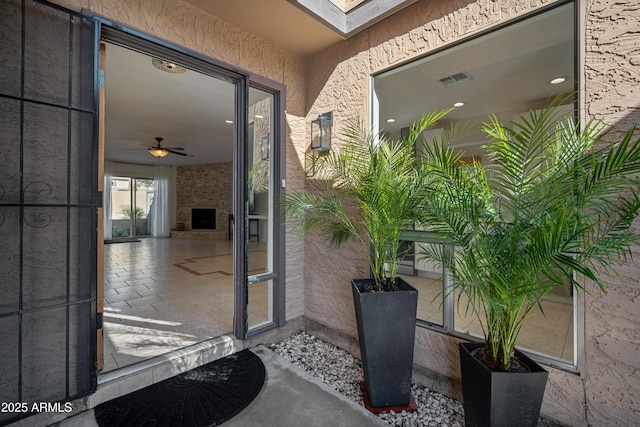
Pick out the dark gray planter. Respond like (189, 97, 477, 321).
(460, 341, 548, 427)
(351, 278, 418, 407)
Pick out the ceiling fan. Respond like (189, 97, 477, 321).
(144, 137, 188, 158)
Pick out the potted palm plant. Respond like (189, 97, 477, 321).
(416, 97, 640, 426)
(283, 110, 449, 408)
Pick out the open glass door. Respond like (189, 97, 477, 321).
(246, 87, 275, 330)
(244, 85, 284, 334)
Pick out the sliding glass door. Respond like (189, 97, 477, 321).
(109, 177, 154, 238)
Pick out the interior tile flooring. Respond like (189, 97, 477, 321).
(102, 238, 574, 374)
(102, 238, 268, 373)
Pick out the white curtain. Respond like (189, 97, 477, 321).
(152, 165, 171, 237)
(103, 161, 113, 239)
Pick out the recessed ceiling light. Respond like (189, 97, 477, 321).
(225, 120, 234, 124)
(386, 118, 396, 123)
(453, 102, 465, 107)
(549, 76, 567, 85)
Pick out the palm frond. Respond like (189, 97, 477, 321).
(283, 112, 451, 290)
(281, 191, 359, 247)
(416, 95, 640, 370)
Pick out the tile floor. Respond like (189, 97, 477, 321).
(102, 238, 268, 372)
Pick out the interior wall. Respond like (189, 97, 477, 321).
(110, 162, 155, 179)
(303, 0, 640, 425)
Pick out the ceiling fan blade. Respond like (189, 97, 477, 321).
(167, 149, 188, 156)
(165, 147, 185, 150)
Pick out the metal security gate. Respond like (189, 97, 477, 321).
(0, 1, 98, 424)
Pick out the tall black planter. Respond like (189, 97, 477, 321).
(351, 278, 418, 407)
(459, 342, 548, 427)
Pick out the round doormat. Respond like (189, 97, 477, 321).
(95, 349, 265, 426)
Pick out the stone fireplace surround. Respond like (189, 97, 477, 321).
(171, 162, 232, 239)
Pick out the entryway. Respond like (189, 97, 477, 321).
(0, 2, 285, 422)
(99, 26, 284, 372)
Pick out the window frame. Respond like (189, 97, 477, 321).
(371, 0, 581, 373)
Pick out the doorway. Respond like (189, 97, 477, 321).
(0, 1, 284, 419)
(100, 41, 240, 371)
(97, 30, 285, 372)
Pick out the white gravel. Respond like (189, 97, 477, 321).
(271, 332, 562, 427)
(271, 332, 464, 427)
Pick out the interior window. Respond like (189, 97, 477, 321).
(373, 2, 576, 365)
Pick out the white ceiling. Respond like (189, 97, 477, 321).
(375, 3, 575, 145)
(104, 43, 237, 166)
(104, 2, 574, 166)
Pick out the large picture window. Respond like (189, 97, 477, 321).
(372, 1, 576, 366)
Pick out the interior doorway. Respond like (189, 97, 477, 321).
(99, 40, 239, 372)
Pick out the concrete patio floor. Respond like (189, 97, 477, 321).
(57, 345, 386, 427)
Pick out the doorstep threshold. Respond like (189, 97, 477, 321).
(90, 334, 242, 408)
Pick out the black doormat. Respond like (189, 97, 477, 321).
(95, 349, 265, 426)
(104, 238, 142, 244)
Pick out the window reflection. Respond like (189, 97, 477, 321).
(375, 2, 576, 364)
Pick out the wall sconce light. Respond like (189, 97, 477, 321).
(261, 134, 270, 160)
(311, 112, 333, 151)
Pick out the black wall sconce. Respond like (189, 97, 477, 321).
(311, 112, 333, 151)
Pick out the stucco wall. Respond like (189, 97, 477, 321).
(51, 0, 308, 321)
(304, 0, 640, 425)
(583, 1, 640, 425)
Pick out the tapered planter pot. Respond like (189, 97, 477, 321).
(351, 278, 418, 407)
(460, 342, 548, 427)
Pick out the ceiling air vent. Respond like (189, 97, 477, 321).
(439, 71, 473, 87)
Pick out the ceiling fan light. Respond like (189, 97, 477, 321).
(149, 148, 169, 157)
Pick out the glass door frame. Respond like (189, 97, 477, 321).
(238, 77, 286, 337)
(97, 19, 285, 342)
(109, 176, 154, 238)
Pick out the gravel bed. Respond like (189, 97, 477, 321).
(271, 332, 561, 427)
(271, 332, 464, 426)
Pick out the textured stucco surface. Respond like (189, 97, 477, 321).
(303, 0, 640, 425)
(583, 0, 640, 425)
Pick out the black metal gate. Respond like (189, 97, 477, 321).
(0, 0, 98, 424)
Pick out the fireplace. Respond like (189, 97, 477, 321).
(191, 208, 216, 230)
